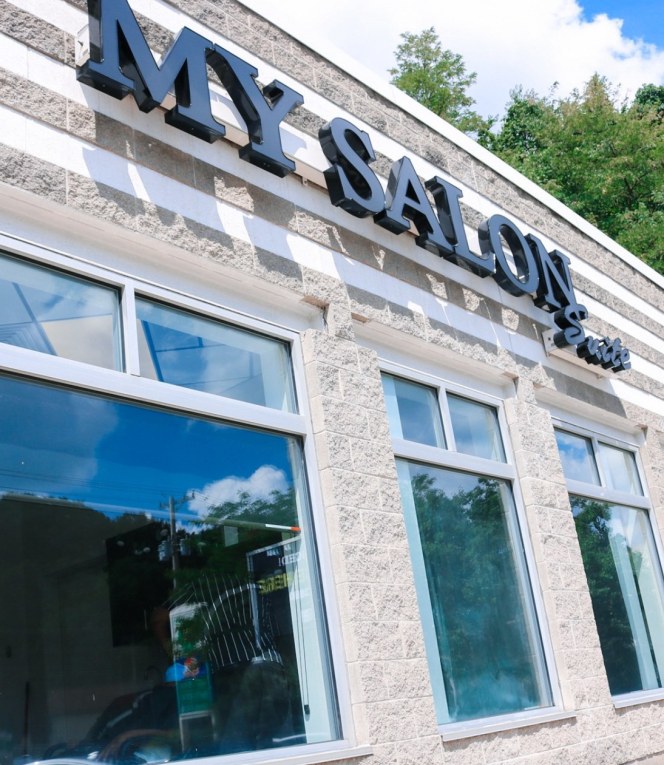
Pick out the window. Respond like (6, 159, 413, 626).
(555, 428, 664, 699)
(135, 299, 296, 411)
(0, 251, 122, 370)
(383, 372, 553, 727)
(0, 252, 340, 764)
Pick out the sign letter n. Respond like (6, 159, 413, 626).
(77, 0, 223, 142)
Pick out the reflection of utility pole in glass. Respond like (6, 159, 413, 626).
(169, 496, 179, 588)
(160, 494, 198, 588)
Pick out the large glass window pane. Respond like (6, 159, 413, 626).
(555, 430, 600, 484)
(572, 497, 664, 695)
(597, 443, 643, 495)
(448, 394, 506, 462)
(0, 252, 122, 369)
(0, 375, 338, 764)
(136, 299, 297, 411)
(382, 374, 445, 448)
(398, 461, 552, 723)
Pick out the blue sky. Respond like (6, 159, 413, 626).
(581, 0, 664, 47)
(243, 0, 664, 120)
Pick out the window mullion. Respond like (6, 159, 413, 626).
(439, 387, 456, 451)
(565, 480, 651, 509)
(121, 280, 141, 376)
(0, 348, 308, 436)
(392, 437, 515, 481)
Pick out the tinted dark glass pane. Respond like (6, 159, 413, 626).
(400, 462, 551, 722)
(382, 374, 445, 447)
(572, 497, 664, 695)
(448, 394, 505, 461)
(0, 375, 338, 764)
(597, 443, 643, 495)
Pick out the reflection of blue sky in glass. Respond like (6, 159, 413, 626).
(136, 299, 296, 411)
(0, 253, 121, 369)
(448, 395, 505, 462)
(555, 430, 600, 484)
(0, 376, 295, 526)
(382, 374, 445, 448)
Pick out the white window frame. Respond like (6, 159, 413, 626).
(553, 419, 650, 510)
(552, 416, 664, 709)
(0, 234, 369, 765)
(381, 359, 568, 740)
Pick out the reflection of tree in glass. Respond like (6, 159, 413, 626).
(175, 484, 298, 583)
(106, 482, 299, 656)
(166, 485, 298, 656)
(410, 471, 542, 721)
(571, 497, 641, 694)
(166, 486, 304, 752)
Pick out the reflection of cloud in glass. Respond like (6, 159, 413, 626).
(559, 439, 584, 462)
(188, 466, 288, 518)
(555, 430, 599, 484)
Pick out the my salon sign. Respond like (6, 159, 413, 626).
(77, 0, 631, 372)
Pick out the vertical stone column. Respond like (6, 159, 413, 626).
(300, 283, 443, 764)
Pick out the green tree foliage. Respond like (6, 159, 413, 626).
(389, 27, 494, 138)
(487, 76, 664, 274)
(634, 84, 664, 118)
(388, 27, 663, 274)
(409, 469, 542, 720)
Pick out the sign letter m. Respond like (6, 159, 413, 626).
(77, 0, 223, 141)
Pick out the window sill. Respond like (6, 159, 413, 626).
(440, 709, 576, 741)
(614, 689, 664, 709)
(177, 744, 373, 765)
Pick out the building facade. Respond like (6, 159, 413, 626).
(0, 1, 663, 764)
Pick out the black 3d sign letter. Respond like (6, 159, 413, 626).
(552, 304, 589, 348)
(478, 215, 539, 297)
(318, 119, 385, 216)
(80, 4, 633, 374)
(375, 157, 454, 257)
(527, 235, 579, 312)
(207, 45, 303, 177)
(577, 336, 631, 371)
(78, 0, 304, 176)
(426, 176, 493, 277)
(77, 0, 222, 141)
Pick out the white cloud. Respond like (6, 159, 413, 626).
(188, 465, 289, 517)
(241, 0, 664, 118)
